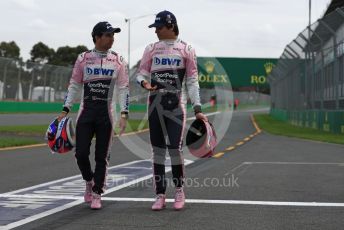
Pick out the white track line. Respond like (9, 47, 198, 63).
(0, 159, 193, 230)
(224, 161, 344, 176)
(0, 110, 222, 229)
(1, 200, 83, 230)
(1, 194, 344, 207)
(244, 162, 344, 166)
(2, 160, 146, 196)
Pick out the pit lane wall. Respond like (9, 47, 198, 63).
(270, 108, 344, 134)
(0, 101, 208, 113)
(0, 101, 147, 113)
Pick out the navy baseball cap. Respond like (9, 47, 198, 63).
(92, 21, 121, 36)
(148, 10, 177, 28)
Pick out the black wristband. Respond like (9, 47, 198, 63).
(140, 80, 145, 88)
(62, 106, 70, 114)
(193, 105, 202, 115)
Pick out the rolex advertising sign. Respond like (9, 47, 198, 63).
(197, 57, 277, 89)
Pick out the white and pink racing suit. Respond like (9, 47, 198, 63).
(63, 49, 129, 194)
(136, 39, 201, 194)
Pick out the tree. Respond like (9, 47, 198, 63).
(75, 45, 88, 55)
(30, 42, 55, 64)
(0, 41, 20, 58)
(50, 45, 88, 66)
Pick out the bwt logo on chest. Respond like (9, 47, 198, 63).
(86, 68, 115, 76)
(154, 57, 181, 66)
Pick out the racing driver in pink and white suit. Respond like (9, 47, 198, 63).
(58, 21, 129, 210)
(136, 11, 207, 211)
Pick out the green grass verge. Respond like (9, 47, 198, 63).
(0, 125, 48, 135)
(0, 137, 40, 148)
(0, 120, 149, 148)
(254, 114, 344, 145)
(0, 120, 149, 137)
(0, 120, 148, 148)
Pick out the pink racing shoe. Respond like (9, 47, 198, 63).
(91, 192, 102, 209)
(151, 194, 166, 211)
(84, 180, 93, 203)
(173, 187, 185, 210)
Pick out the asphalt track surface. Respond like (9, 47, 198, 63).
(1, 109, 344, 229)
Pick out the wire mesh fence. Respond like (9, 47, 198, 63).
(268, 7, 344, 134)
(0, 57, 72, 102)
(268, 7, 344, 111)
(0, 57, 228, 110)
(0, 54, 269, 114)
